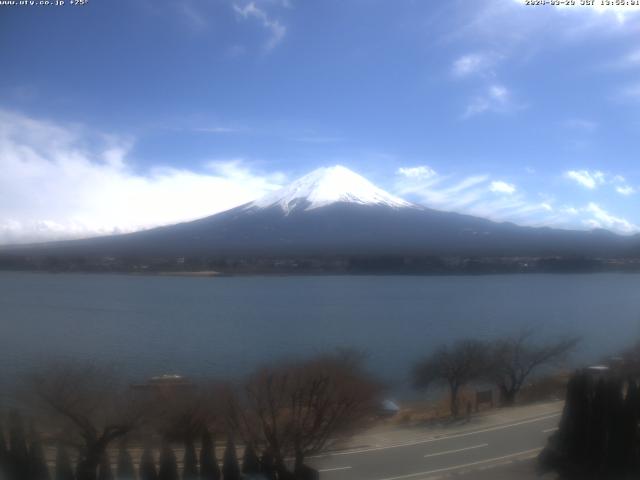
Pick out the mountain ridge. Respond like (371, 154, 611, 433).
(1, 166, 639, 265)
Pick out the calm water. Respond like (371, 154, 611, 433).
(1, 272, 639, 395)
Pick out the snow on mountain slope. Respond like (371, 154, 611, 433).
(248, 165, 414, 213)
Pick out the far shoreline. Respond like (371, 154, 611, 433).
(133, 270, 224, 277)
(2, 269, 640, 278)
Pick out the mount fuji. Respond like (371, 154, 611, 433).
(2, 166, 639, 264)
(248, 165, 414, 213)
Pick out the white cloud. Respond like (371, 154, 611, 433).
(490, 85, 509, 100)
(463, 84, 515, 118)
(616, 185, 636, 196)
(562, 206, 580, 215)
(489, 180, 516, 195)
(564, 169, 635, 195)
(396, 165, 437, 179)
(556, 4, 640, 23)
(583, 202, 638, 233)
(394, 167, 639, 234)
(394, 171, 553, 226)
(395, 173, 487, 210)
(233, 2, 286, 50)
(451, 0, 640, 69)
(564, 169, 606, 189)
(513, 0, 640, 23)
(0, 110, 284, 245)
(452, 53, 498, 78)
(453, 54, 483, 76)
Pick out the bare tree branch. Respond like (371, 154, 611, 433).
(413, 340, 488, 417)
(231, 350, 381, 472)
(27, 363, 146, 480)
(487, 330, 579, 406)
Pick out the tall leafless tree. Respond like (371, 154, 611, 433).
(28, 363, 146, 480)
(146, 382, 225, 443)
(413, 340, 488, 417)
(486, 330, 578, 405)
(230, 350, 381, 472)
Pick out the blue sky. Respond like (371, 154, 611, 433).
(1, 0, 640, 243)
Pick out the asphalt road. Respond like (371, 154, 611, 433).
(308, 411, 560, 480)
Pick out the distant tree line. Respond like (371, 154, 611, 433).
(0, 350, 381, 480)
(2, 253, 638, 275)
(413, 330, 578, 416)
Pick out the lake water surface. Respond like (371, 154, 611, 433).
(1, 272, 639, 395)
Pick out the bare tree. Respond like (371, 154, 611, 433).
(413, 340, 488, 417)
(487, 330, 578, 406)
(144, 380, 227, 443)
(28, 363, 146, 480)
(231, 350, 380, 472)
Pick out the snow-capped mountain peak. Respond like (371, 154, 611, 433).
(249, 165, 414, 213)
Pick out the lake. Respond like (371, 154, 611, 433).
(1, 272, 639, 397)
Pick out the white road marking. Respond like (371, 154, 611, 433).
(376, 447, 543, 480)
(312, 412, 560, 458)
(543, 427, 558, 433)
(318, 466, 352, 472)
(423, 443, 488, 458)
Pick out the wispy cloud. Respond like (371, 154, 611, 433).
(233, 2, 286, 51)
(513, 0, 640, 23)
(0, 110, 284, 245)
(564, 169, 635, 195)
(616, 185, 636, 196)
(395, 169, 533, 221)
(490, 180, 516, 194)
(395, 171, 485, 208)
(454, 0, 640, 66)
(565, 169, 605, 189)
(463, 84, 516, 118)
(452, 53, 497, 78)
(401, 175, 550, 225)
(394, 166, 638, 234)
(583, 202, 638, 233)
(396, 165, 437, 179)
